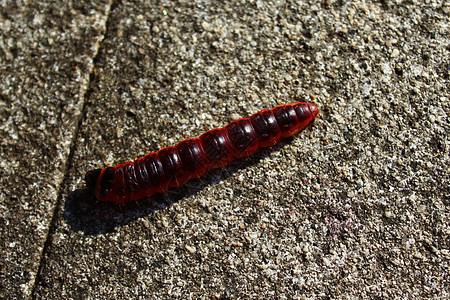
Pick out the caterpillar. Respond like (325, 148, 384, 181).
(86, 102, 318, 204)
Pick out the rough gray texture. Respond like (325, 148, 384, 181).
(0, 0, 112, 298)
(1, 0, 448, 298)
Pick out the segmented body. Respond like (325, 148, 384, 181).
(86, 102, 318, 204)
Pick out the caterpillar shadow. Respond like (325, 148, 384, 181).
(64, 138, 296, 235)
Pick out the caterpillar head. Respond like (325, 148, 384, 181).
(85, 168, 103, 192)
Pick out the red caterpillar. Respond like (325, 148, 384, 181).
(86, 102, 318, 204)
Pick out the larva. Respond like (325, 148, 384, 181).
(86, 102, 318, 204)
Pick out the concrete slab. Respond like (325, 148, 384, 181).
(1, 0, 448, 298)
(0, 1, 112, 298)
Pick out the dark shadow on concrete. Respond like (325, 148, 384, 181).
(64, 137, 299, 235)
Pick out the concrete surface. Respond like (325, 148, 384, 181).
(1, 0, 448, 298)
(0, 0, 112, 297)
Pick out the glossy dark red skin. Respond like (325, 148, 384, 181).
(89, 102, 319, 204)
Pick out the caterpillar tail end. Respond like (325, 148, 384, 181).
(85, 168, 102, 193)
(308, 103, 319, 118)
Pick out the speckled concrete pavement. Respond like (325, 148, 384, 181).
(1, 0, 448, 298)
